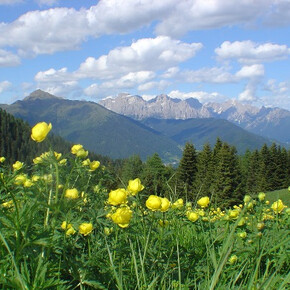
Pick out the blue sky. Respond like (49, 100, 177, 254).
(0, 0, 290, 110)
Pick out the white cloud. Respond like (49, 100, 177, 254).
(0, 49, 21, 67)
(168, 90, 227, 103)
(155, 0, 271, 36)
(181, 67, 235, 83)
(235, 64, 265, 79)
(77, 36, 202, 79)
(0, 80, 12, 93)
(215, 40, 290, 63)
(138, 80, 170, 91)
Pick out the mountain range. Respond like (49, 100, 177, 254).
(99, 93, 290, 143)
(0, 90, 283, 162)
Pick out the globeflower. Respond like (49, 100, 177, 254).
(271, 199, 286, 214)
(228, 255, 238, 265)
(108, 188, 127, 205)
(160, 197, 171, 212)
(187, 211, 199, 222)
(31, 122, 52, 142)
(71, 144, 88, 158)
(61, 221, 76, 236)
(89, 160, 100, 171)
(65, 188, 79, 199)
(197, 196, 210, 208)
(13, 161, 23, 171)
(0, 157, 5, 163)
(228, 209, 239, 219)
(258, 192, 266, 201)
(243, 195, 252, 203)
(14, 174, 27, 185)
(79, 223, 93, 236)
(146, 195, 162, 211)
(71, 144, 83, 154)
(111, 207, 133, 228)
(127, 178, 144, 195)
(171, 198, 184, 209)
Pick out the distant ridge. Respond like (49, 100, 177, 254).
(100, 93, 290, 143)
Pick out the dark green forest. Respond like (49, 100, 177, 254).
(1, 108, 289, 208)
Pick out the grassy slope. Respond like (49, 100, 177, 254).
(265, 188, 290, 206)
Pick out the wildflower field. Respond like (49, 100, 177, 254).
(0, 122, 289, 289)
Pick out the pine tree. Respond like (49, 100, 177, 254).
(211, 143, 243, 208)
(176, 142, 197, 200)
(246, 150, 260, 194)
(120, 154, 143, 185)
(194, 143, 214, 200)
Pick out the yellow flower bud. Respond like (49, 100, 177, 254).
(271, 199, 286, 214)
(257, 222, 265, 230)
(258, 192, 266, 201)
(65, 188, 79, 199)
(31, 122, 52, 142)
(89, 160, 100, 171)
(228, 255, 238, 264)
(187, 211, 199, 222)
(71, 144, 83, 155)
(172, 198, 184, 209)
(197, 196, 210, 208)
(127, 178, 144, 195)
(13, 161, 23, 171)
(0, 157, 5, 163)
(160, 197, 171, 212)
(243, 195, 251, 203)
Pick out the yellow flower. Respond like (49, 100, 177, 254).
(238, 217, 246, 226)
(82, 158, 91, 166)
(243, 195, 252, 203)
(104, 227, 113, 236)
(32, 175, 40, 182)
(146, 195, 162, 211)
(71, 144, 83, 154)
(0, 157, 5, 163)
(31, 122, 52, 142)
(14, 174, 27, 185)
(24, 179, 33, 187)
(76, 148, 88, 158)
(197, 196, 210, 208)
(271, 199, 286, 214)
(187, 211, 199, 222)
(33, 157, 43, 164)
(2, 200, 14, 208)
(65, 188, 79, 199)
(238, 232, 247, 239)
(228, 209, 239, 219)
(257, 222, 265, 230)
(61, 222, 76, 236)
(54, 151, 62, 160)
(160, 197, 171, 212)
(111, 207, 133, 228)
(171, 198, 184, 209)
(228, 255, 238, 264)
(89, 160, 100, 171)
(108, 188, 127, 205)
(258, 192, 266, 201)
(79, 223, 93, 236)
(59, 159, 67, 165)
(13, 161, 23, 171)
(127, 178, 144, 195)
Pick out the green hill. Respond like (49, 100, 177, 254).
(1, 90, 181, 162)
(142, 117, 273, 153)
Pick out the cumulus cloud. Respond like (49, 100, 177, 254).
(180, 67, 236, 83)
(235, 64, 265, 79)
(215, 40, 290, 63)
(155, 0, 271, 36)
(0, 49, 21, 67)
(0, 80, 12, 93)
(168, 90, 227, 103)
(138, 80, 170, 91)
(0, 0, 289, 57)
(77, 36, 202, 79)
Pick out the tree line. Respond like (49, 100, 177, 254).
(118, 139, 290, 208)
(1, 108, 289, 208)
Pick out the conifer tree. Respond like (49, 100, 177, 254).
(120, 154, 143, 185)
(176, 142, 197, 200)
(194, 143, 214, 200)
